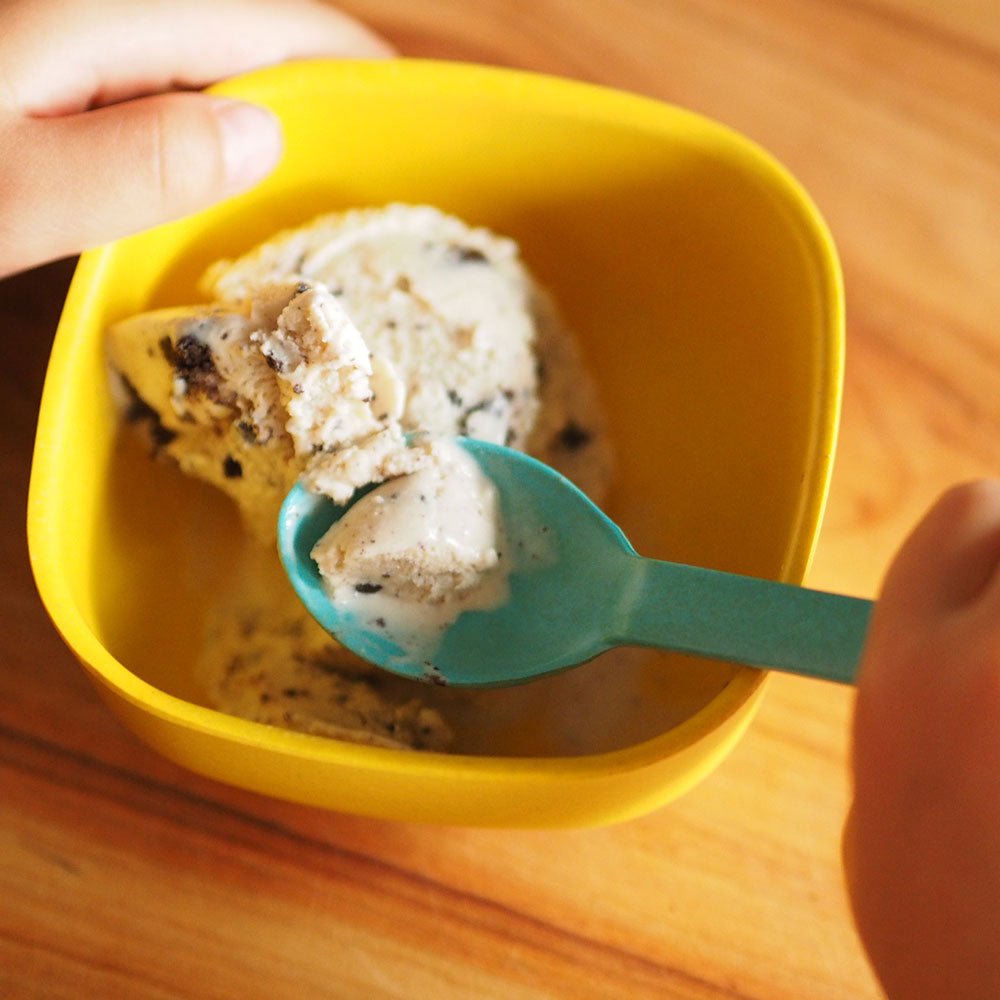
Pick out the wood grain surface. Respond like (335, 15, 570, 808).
(2, 2, 998, 997)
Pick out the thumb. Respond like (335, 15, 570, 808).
(845, 480, 1000, 999)
(0, 91, 282, 276)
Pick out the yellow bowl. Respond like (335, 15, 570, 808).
(27, 59, 842, 827)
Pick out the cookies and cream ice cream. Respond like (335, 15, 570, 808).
(313, 436, 510, 672)
(108, 204, 612, 751)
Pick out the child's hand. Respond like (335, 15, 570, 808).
(0, 0, 392, 278)
(845, 479, 1000, 998)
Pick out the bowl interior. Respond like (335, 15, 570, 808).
(31, 60, 840, 765)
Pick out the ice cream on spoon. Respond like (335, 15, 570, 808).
(307, 436, 511, 680)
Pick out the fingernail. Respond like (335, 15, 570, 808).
(211, 99, 283, 193)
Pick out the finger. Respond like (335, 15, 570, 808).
(0, 0, 393, 116)
(852, 480, 1000, 714)
(844, 480, 1000, 997)
(876, 479, 1000, 620)
(0, 92, 282, 277)
(853, 479, 1000, 744)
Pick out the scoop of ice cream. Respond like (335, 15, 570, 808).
(312, 438, 504, 604)
(109, 203, 616, 751)
(310, 438, 509, 674)
(108, 205, 560, 541)
(203, 204, 541, 451)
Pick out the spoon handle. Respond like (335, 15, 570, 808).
(618, 556, 873, 683)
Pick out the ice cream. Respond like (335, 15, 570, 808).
(312, 437, 510, 674)
(108, 204, 612, 751)
(205, 596, 454, 750)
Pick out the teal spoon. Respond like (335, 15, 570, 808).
(278, 439, 873, 687)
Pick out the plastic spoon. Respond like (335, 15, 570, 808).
(278, 440, 873, 687)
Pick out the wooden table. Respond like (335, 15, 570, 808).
(2, 2, 997, 996)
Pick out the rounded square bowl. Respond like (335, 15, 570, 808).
(28, 59, 842, 827)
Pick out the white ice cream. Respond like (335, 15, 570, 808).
(311, 439, 508, 672)
(108, 204, 614, 750)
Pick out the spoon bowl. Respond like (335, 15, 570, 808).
(279, 440, 873, 687)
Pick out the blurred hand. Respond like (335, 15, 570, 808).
(0, 0, 392, 278)
(845, 479, 1000, 998)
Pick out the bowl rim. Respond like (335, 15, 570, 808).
(27, 56, 843, 780)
